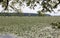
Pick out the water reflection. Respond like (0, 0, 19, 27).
(0, 34, 17, 38)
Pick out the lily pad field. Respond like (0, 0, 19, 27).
(0, 16, 60, 38)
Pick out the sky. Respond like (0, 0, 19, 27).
(0, 1, 60, 16)
(21, 3, 41, 14)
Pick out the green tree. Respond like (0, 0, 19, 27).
(0, 0, 3, 2)
(0, 0, 60, 13)
(0, 0, 22, 13)
(37, 11, 46, 16)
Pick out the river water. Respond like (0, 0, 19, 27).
(0, 33, 18, 38)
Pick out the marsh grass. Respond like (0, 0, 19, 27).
(0, 16, 60, 38)
(51, 21, 60, 29)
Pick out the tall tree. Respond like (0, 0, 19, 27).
(0, 0, 60, 13)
